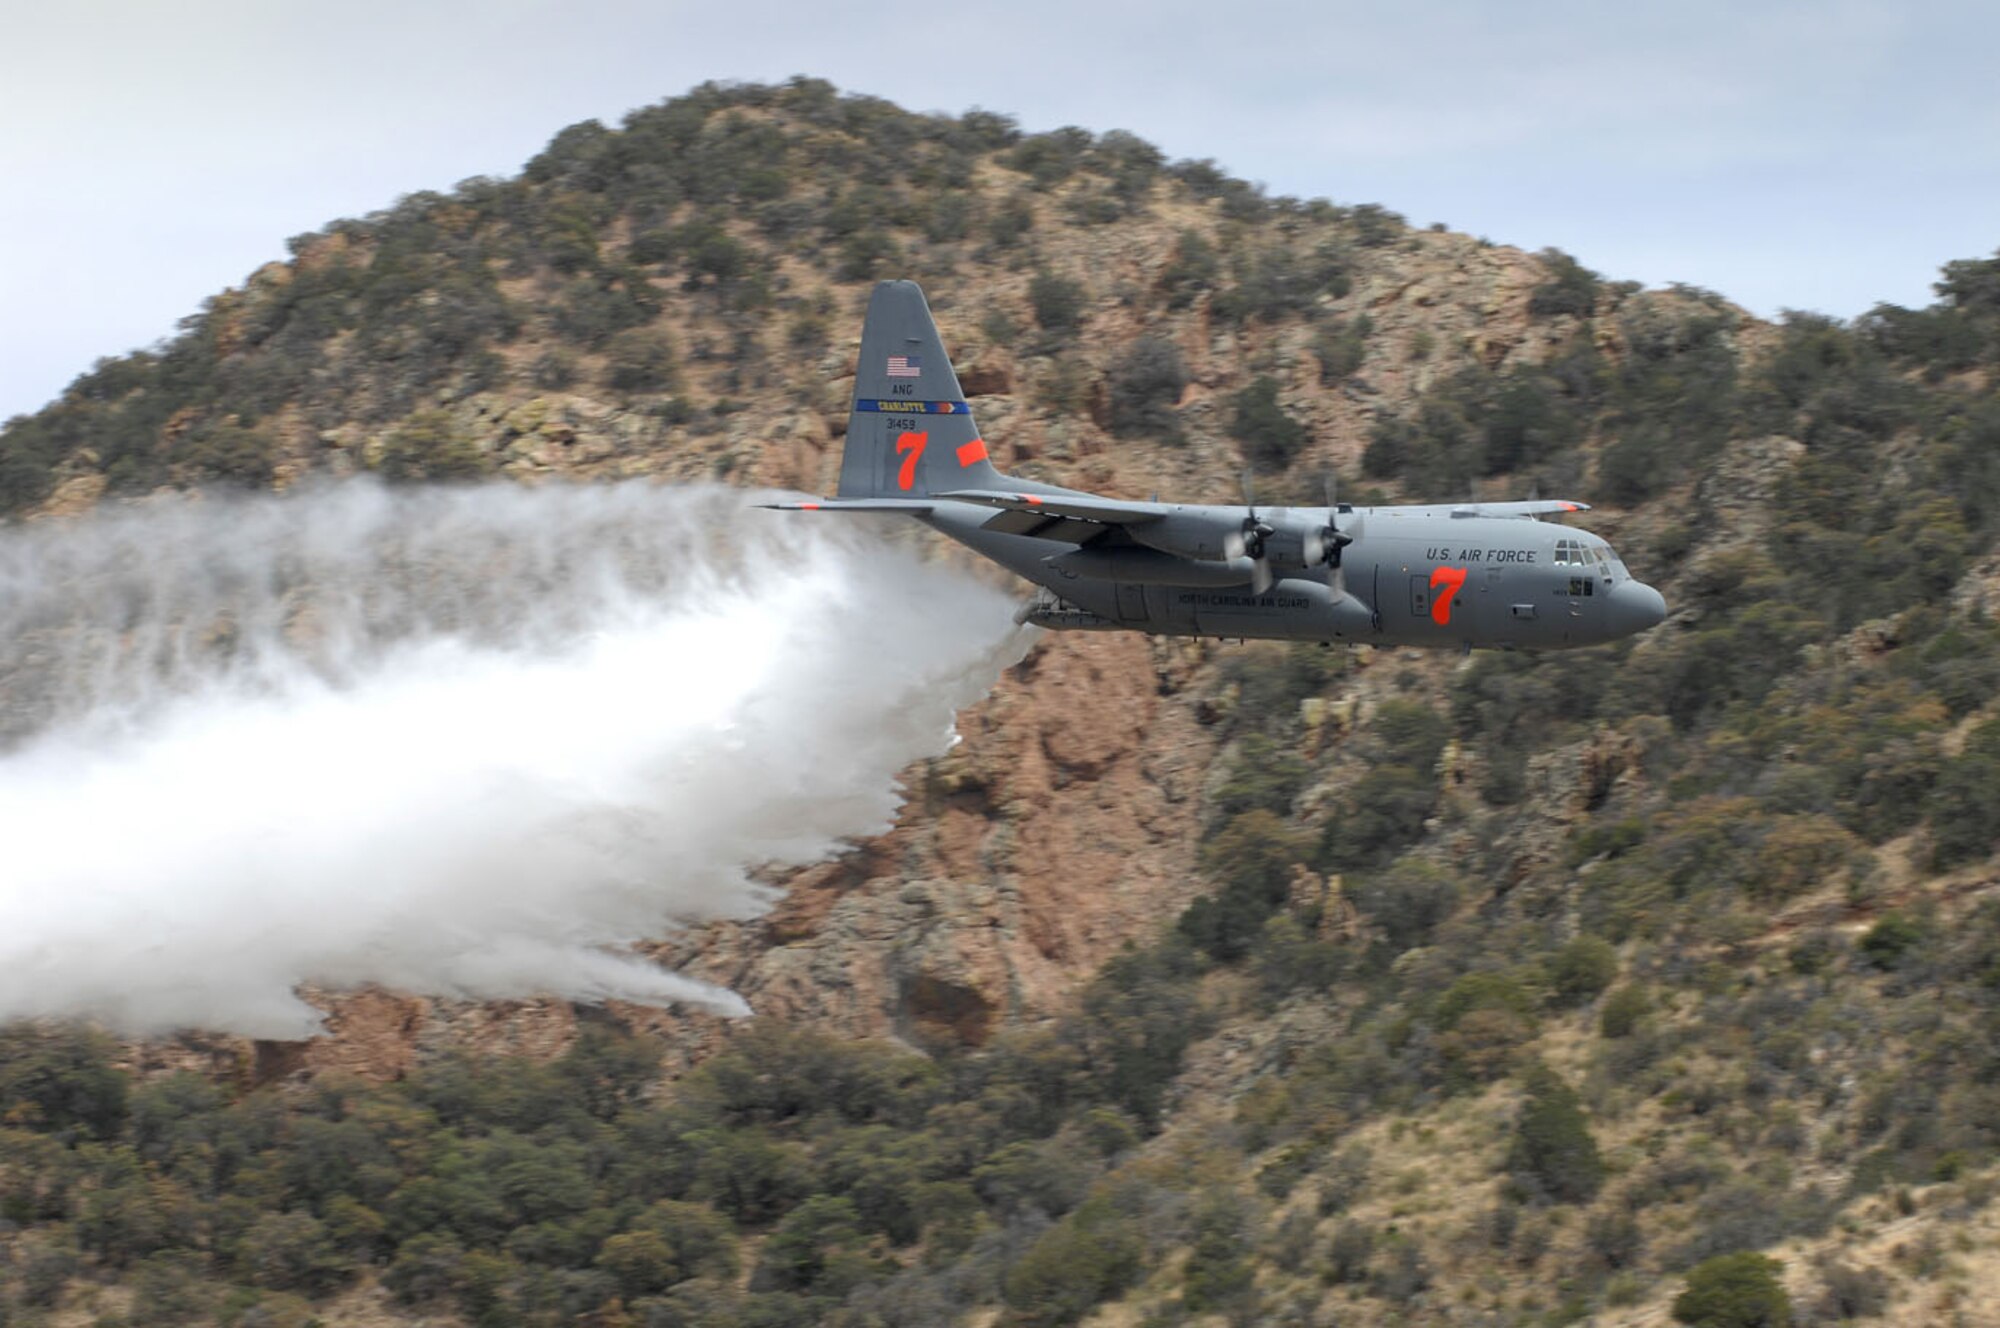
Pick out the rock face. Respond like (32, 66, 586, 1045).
(718, 630, 1218, 1049)
(6, 96, 1745, 1082)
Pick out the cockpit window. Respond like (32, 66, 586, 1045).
(1553, 537, 1584, 566)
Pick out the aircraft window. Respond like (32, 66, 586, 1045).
(1554, 538, 1582, 566)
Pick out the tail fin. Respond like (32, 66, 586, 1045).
(837, 281, 1007, 499)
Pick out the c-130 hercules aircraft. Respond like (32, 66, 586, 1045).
(767, 281, 1667, 650)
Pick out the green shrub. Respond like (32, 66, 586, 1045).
(1313, 317, 1370, 384)
(1029, 273, 1087, 334)
(1812, 1260, 1889, 1321)
(603, 327, 679, 393)
(0, 1026, 130, 1142)
(1231, 375, 1308, 472)
(1673, 1251, 1790, 1327)
(236, 1210, 346, 1295)
(1930, 721, 2000, 868)
(1599, 985, 1650, 1038)
(1325, 1219, 1374, 1283)
(1105, 336, 1187, 438)
(1182, 809, 1311, 962)
(1349, 860, 1460, 951)
(130, 1250, 215, 1325)
(374, 409, 488, 481)
(1001, 1196, 1144, 1325)
(1349, 203, 1404, 247)
(1858, 911, 1926, 971)
(1528, 249, 1601, 318)
(756, 1195, 878, 1295)
(180, 420, 277, 487)
(1210, 733, 1312, 821)
(1508, 1063, 1604, 1203)
(1159, 230, 1219, 309)
(1181, 1194, 1255, 1312)
(1549, 936, 1620, 1006)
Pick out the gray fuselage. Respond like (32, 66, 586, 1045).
(926, 501, 1666, 650)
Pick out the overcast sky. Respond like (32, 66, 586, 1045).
(3, 0, 1996, 422)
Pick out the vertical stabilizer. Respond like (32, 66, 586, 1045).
(837, 281, 1006, 499)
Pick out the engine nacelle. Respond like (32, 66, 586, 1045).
(1125, 512, 1242, 562)
(1131, 509, 1349, 571)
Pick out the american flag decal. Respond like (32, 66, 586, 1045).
(886, 354, 923, 378)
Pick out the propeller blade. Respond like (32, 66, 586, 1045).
(1251, 559, 1274, 595)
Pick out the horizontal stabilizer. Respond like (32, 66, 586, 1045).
(756, 497, 936, 514)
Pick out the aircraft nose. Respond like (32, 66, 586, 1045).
(1608, 580, 1667, 636)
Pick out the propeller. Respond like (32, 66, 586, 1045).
(1315, 472, 1356, 596)
(1225, 470, 1276, 594)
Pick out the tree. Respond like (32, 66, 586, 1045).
(1231, 376, 1307, 472)
(236, 1210, 347, 1295)
(1349, 860, 1460, 951)
(600, 1200, 744, 1296)
(0, 1026, 130, 1142)
(1314, 317, 1370, 384)
(1673, 1252, 1791, 1327)
(1105, 336, 1187, 438)
(1181, 809, 1311, 962)
(1600, 985, 1650, 1038)
(1549, 935, 1620, 1006)
(1507, 1063, 1604, 1203)
(603, 327, 678, 393)
(374, 409, 488, 482)
(757, 1194, 876, 1295)
(1001, 1196, 1145, 1326)
(1528, 248, 1601, 318)
(1159, 230, 1219, 309)
(1029, 273, 1087, 334)
(1859, 911, 1926, 971)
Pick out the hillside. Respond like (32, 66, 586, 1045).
(4, 76, 2000, 1327)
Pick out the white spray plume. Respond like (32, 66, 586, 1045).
(0, 481, 1027, 1039)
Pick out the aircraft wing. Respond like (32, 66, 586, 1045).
(933, 489, 1167, 525)
(1374, 499, 1591, 520)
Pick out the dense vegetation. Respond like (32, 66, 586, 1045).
(0, 959, 1211, 1327)
(4, 78, 2000, 1325)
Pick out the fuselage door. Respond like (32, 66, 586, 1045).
(1116, 583, 1148, 623)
